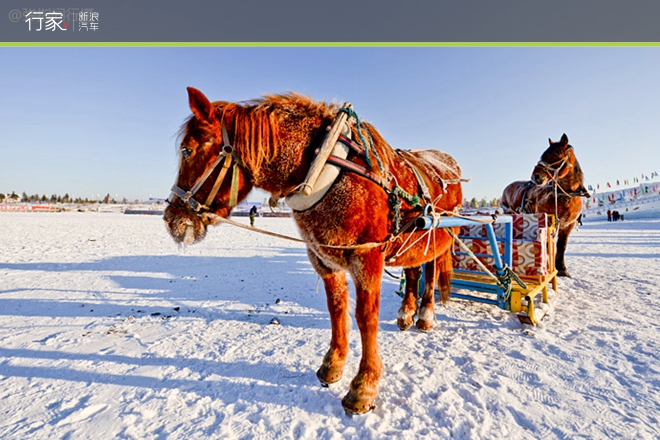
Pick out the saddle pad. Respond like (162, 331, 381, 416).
(402, 150, 463, 199)
(408, 149, 462, 182)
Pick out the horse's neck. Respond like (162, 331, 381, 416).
(557, 173, 581, 193)
(239, 132, 313, 199)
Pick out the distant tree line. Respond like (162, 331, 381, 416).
(463, 197, 501, 209)
(2, 191, 497, 208)
(0, 191, 139, 204)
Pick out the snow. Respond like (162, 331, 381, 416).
(1, 212, 659, 439)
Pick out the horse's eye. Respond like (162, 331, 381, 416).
(182, 148, 192, 159)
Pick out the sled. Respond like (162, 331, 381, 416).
(397, 213, 558, 325)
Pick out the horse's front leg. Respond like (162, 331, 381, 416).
(342, 251, 384, 414)
(307, 249, 350, 386)
(397, 266, 421, 331)
(555, 225, 574, 277)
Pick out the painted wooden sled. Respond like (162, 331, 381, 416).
(397, 213, 558, 325)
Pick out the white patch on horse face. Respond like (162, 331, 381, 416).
(182, 225, 196, 245)
(418, 306, 435, 323)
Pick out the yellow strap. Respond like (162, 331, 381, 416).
(229, 162, 240, 208)
(204, 154, 233, 207)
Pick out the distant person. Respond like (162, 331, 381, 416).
(577, 213, 583, 226)
(249, 205, 258, 227)
(607, 209, 612, 222)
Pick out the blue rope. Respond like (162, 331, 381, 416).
(339, 107, 384, 172)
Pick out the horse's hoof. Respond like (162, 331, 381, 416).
(397, 318, 413, 331)
(416, 319, 433, 332)
(557, 270, 571, 277)
(341, 390, 376, 415)
(317, 365, 343, 386)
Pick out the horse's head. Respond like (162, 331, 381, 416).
(164, 87, 253, 245)
(531, 134, 576, 186)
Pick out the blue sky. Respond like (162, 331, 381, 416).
(1, 47, 658, 202)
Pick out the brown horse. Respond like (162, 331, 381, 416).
(164, 87, 463, 414)
(501, 134, 589, 277)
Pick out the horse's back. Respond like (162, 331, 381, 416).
(408, 149, 462, 181)
(501, 180, 530, 212)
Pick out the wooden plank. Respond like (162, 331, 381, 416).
(299, 103, 352, 196)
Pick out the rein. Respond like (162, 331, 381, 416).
(170, 121, 240, 212)
(203, 213, 396, 250)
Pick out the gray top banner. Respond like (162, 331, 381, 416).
(3, 0, 660, 43)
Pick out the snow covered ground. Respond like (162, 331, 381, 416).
(0, 212, 659, 439)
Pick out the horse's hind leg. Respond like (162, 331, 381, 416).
(342, 250, 384, 414)
(417, 248, 453, 331)
(397, 266, 421, 331)
(437, 248, 453, 305)
(307, 249, 350, 386)
(416, 259, 438, 332)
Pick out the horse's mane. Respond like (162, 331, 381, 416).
(179, 92, 398, 177)
(573, 155, 585, 185)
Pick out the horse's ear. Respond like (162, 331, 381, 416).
(560, 133, 569, 145)
(548, 138, 553, 145)
(187, 87, 215, 122)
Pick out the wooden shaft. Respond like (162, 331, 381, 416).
(299, 103, 352, 196)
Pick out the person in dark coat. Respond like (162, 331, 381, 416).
(249, 205, 258, 227)
(607, 209, 612, 222)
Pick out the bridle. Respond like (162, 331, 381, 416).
(169, 121, 239, 212)
(532, 145, 576, 225)
(535, 145, 573, 181)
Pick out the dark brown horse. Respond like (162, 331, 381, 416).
(164, 88, 463, 414)
(501, 134, 589, 277)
